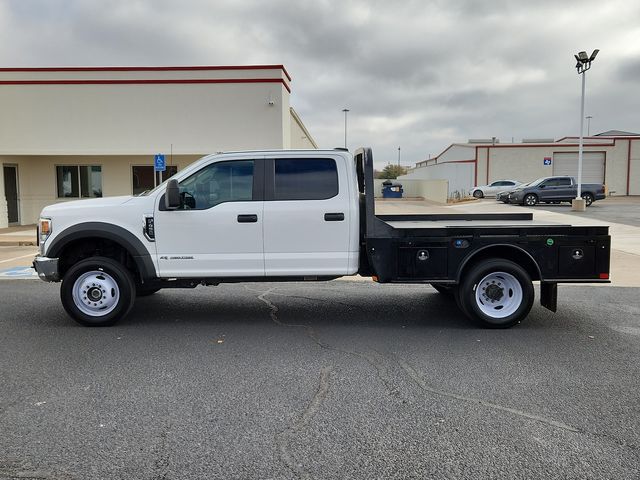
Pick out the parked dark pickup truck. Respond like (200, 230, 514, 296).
(501, 176, 605, 207)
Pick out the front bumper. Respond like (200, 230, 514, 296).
(32, 256, 60, 282)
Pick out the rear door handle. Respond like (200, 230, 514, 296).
(324, 212, 345, 222)
(237, 214, 258, 223)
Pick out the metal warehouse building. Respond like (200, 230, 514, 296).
(0, 65, 317, 227)
(403, 131, 640, 197)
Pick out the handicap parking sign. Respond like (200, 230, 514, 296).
(154, 154, 166, 172)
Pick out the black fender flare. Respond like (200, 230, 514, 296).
(46, 222, 157, 281)
(456, 244, 543, 283)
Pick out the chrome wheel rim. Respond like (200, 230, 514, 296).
(72, 270, 120, 317)
(582, 195, 592, 206)
(474, 272, 522, 319)
(525, 195, 536, 205)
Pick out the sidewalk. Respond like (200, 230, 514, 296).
(0, 225, 37, 246)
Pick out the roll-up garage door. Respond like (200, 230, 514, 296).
(553, 152, 604, 184)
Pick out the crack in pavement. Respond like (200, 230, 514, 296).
(393, 355, 640, 451)
(252, 287, 402, 399)
(393, 355, 580, 432)
(275, 367, 332, 480)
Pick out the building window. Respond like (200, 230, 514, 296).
(132, 165, 178, 195)
(178, 160, 254, 210)
(56, 165, 102, 198)
(274, 158, 338, 200)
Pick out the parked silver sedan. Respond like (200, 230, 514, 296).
(470, 180, 522, 198)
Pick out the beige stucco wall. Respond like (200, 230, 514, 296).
(373, 179, 448, 203)
(0, 67, 292, 156)
(289, 108, 318, 149)
(485, 143, 629, 193)
(628, 139, 640, 195)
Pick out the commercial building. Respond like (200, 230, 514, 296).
(0, 65, 317, 227)
(403, 131, 640, 197)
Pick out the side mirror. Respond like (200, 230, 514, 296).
(165, 179, 181, 209)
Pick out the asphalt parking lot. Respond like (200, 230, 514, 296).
(1, 279, 639, 479)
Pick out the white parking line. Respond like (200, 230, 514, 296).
(0, 253, 37, 264)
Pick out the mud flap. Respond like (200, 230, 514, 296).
(540, 282, 557, 312)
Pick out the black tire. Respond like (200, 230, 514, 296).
(458, 259, 534, 328)
(60, 256, 136, 327)
(472, 190, 484, 199)
(523, 193, 538, 206)
(582, 193, 594, 207)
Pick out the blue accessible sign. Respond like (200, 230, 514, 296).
(154, 154, 166, 172)
(543, 157, 552, 166)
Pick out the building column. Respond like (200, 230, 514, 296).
(0, 162, 8, 228)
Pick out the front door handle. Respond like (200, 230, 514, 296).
(324, 212, 345, 222)
(237, 214, 258, 223)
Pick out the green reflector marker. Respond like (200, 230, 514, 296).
(546, 238, 554, 246)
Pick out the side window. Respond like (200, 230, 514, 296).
(542, 179, 557, 187)
(274, 158, 338, 201)
(178, 160, 254, 210)
(557, 178, 572, 186)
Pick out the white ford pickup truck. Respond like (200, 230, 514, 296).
(33, 148, 611, 328)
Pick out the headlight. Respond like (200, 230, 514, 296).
(39, 218, 52, 244)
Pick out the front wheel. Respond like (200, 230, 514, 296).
(523, 193, 538, 206)
(582, 193, 594, 207)
(472, 190, 484, 199)
(458, 259, 534, 328)
(60, 256, 136, 326)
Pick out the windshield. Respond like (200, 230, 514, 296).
(525, 178, 546, 187)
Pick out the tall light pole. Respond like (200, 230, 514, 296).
(586, 115, 593, 136)
(572, 49, 599, 211)
(342, 108, 349, 148)
(397, 146, 401, 167)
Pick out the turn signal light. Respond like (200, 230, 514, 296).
(39, 218, 52, 244)
(599, 273, 609, 279)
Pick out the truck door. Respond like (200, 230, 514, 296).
(538, 178, 559, 201)
(262, 155, 353, 276)
(154, 158, 264, 277)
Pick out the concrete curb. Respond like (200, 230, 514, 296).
(0, 241, 37, 246)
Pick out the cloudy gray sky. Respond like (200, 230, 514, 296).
(1, 0, 638, 167)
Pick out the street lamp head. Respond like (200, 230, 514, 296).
(578, 51, 589, 61)
(589, 49, 599, 61)
(342, 108, 350, 113)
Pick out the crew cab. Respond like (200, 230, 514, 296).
(33, 148, 611, 329)
(504, 176, 605, 206)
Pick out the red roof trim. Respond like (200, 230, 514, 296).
(0, 78, 291, 93)
(0, 64, 293, 81)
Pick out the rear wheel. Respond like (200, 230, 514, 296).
(60, 256, 136, 327)
(523, 193, 538, 206)
(472, 190, 484, 199)
(582, 193, 594, 207)
(458, 259, 534, 328)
